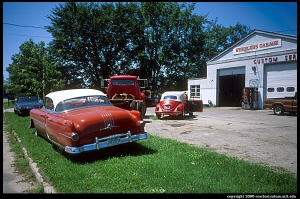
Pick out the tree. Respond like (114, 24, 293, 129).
(6, 39, 65, 98)
(162, 3, 207, 90)
(46, 2, 144, 90)
(44, 2, 251, 92)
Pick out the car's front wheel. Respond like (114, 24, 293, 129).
(273, 104, 284, 115)
(130, 101, 137, 110)
(137, 102, 143, 116)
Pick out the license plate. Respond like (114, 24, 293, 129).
(107, 137, 121, 146)
(164, 105, 170, 109)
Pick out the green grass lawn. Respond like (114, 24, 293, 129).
(3, 112, 297, 194)
(3, 101, 14, 109)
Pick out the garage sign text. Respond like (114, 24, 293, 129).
(253, 54, 297, 64)
(233, 39, 281, 55)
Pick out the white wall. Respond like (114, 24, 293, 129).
(188, 31, 297, 109)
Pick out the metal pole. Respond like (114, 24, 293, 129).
(43, 54, 44, 98)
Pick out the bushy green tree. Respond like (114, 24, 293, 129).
(45, 2, 251, 92)
(5, 2, 251, 93)
(46, 2, 145, 89)
(6, 39, 65, 98)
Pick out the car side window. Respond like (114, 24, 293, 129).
(45, 97, 54, 111)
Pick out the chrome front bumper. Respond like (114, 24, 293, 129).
(64, 131, 148, 154)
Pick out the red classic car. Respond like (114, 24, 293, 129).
(154, 91, 202, 119)
(29, 89, 148, 154)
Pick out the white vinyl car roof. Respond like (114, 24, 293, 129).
(46, 89, 106, 109)
(160, 91, 187, 102)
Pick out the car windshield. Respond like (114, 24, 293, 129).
(55, 95, 112, 112)
(18, 96, 42, 103)
(112, 79, 135, 86)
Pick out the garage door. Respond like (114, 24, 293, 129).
(218, 67, 245, 107)
(265, 62, 297, 98)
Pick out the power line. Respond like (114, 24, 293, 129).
(4, 22, 297, 36)
(4, 33, 53, 39)
(3, 22, 46, 29)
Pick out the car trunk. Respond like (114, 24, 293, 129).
(159, 100, 180, 111)
(63, 106, 140, 145)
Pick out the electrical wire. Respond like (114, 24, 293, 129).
(4, 33, 52, 39)
(3, 22, 46, 29)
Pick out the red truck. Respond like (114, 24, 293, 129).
(101, 75, 147, 116)
(264, 92, 297, 115)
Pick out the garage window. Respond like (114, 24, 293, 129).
(267, 88, 275, 92)
(190, 85, 200, 98)
(286, 87, 295, 92)
(276, 87, 284, 92)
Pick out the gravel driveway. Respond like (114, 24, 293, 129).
(144, 107, 297, 175)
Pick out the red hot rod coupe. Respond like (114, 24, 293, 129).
(29, 89, 148, 154)
(154, 91, 203, 119)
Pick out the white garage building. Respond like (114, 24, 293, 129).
(188, 30, 297, 109)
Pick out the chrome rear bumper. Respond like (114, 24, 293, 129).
(64, 131, 148, 154)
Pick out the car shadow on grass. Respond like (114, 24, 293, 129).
(62, 142, 157, 164)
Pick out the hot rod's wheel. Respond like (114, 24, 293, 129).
(273, 105, 284, 115)
(137, 102, 143, 115)
(130, 101, 137, 110)
(143, 103, 147, 116)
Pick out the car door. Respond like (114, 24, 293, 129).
(188, 100, 203, 112)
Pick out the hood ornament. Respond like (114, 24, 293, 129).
(100, 124, 119, 131)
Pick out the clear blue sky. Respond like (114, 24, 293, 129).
(3, 2, 297, 81)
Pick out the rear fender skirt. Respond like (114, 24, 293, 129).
(30, 117, 67, 150)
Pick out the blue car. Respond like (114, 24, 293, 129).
(14, 96, 44, 116)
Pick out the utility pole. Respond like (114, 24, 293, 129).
(42, 54, 45, 98)
(42, 50, 46, 98)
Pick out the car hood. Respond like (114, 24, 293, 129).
(61, 106, 139, 136)
(17, 102, 44, 108)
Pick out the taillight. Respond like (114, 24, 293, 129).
(71, 132, 79, 141)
